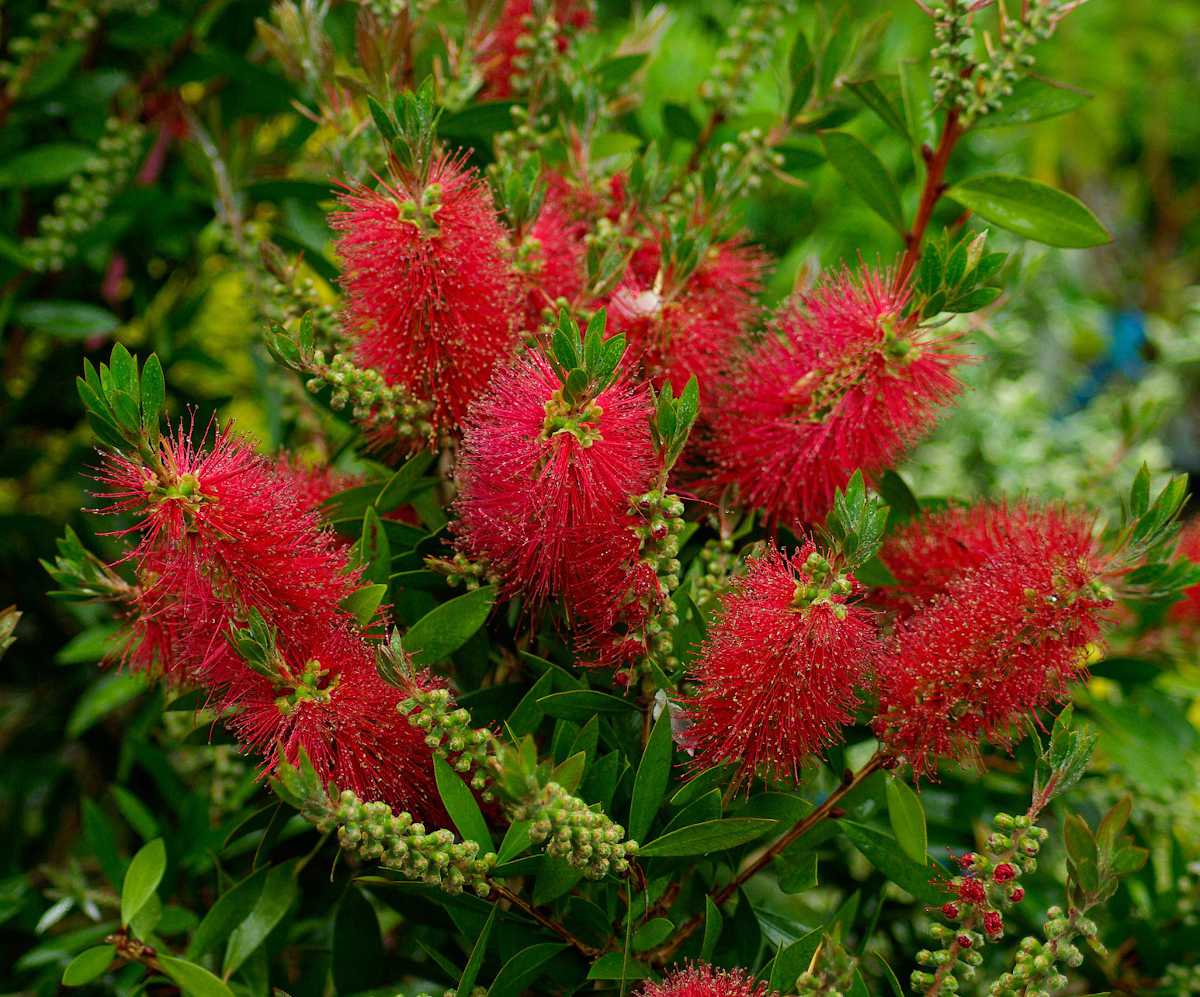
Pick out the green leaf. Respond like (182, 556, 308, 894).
(339, 583, 387, 626)
(15, 300, 120, 339)
(769, 928, 822, 993)
(139, 354, 164, 437)
(662, 102, 701, 141)
(877, 470, 919, 525)
(946, 175, 1110, 248)
(974, 77, 1092, 130)
(61, 944, 115, 985)
(1064, 815, 1100, 894)
(457, 906, 496, 994)
(187, 867, 268, 959)
(874, 954, 906, 997)
(157, 955, 236, 997)
(637, 818, 777, 858)
(700, 896, 722, 963)
(0, 143, 94, 188)
(537, 689, 638, 721)
(633, 917, 674, 950)
(838, 821, 943, 905)
(885, 776, 928, 865)
(847, 78, 910, 142)
(333, 885, 384, 994)
(819, 130, 904, 233)
(434, 756, 493, 853)
(628, 711, 674, 843)
(120, 838, 165, 928)
(789, 29, 815, 112)
(488, 942, 567, 997)
(587, 952, 654, 980)
(438, 100, 519, 139)
(403, 584, 495, 667)
(223, 861, 299, 976)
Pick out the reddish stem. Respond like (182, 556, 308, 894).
(895, 110, 964, 291)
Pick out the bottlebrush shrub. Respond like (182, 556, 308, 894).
(18, 1, 1200, 996)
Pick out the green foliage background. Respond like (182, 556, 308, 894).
(1, 1, 1199, 994)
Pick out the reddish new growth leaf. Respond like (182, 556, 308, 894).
(707, 265, 964, 526)
(639, 963, 773, 997)
(222, 622, 445, 823)
(454, 350, 658, 614)
(682, 543, 880, 786)
(873, 502, 1111, 777)
(608, 240, 765, 392)
(476, 0, 593, 99)
(332, 154, 520, 439)
(1169, 519, 1200, 629)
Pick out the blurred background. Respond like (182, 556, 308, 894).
(1, 0, 1199, 990)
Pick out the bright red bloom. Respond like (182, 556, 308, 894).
(477, 0, 593, 99)
(639, 963, 772, 997)
(454, 351, 658, 614)
(1170, 520, 1200, 627)
(332, 156, 521, 439)
(877, 501, 1089, 618)
(521, 190, 586, 331)
(608, 240, 765, 393)
(874, 504, 1110, 776)
(271, 455, 361, 513)
(221, 622, 445, 823)
(707, 265, 963, 526)
(983, 911, 1004, 937)
(682, 543, 880, 785)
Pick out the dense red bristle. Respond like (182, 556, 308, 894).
(332, 155, 521, 438)
(873, 503, 1110, 776)
(682, 543, 880, 785)
(477, 0, 593, 99)
(1170, 520, 1200, 628)
(607, 240, 765, 393)
(521, 190, 587, 331)
(639, 963, 774, 997)
(706, 265, 964, 526)
(454, 350, 658, 614)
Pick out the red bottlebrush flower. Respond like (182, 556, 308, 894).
(639, 963, 772, 997)
(681, 543, 880, 785)
(95, 423, 361, 636)
(271, 455, 361, 513)
(1170, 519, 1200, 628)
(332, 156, 521, 439)
(983, 911, 1004, 937)
(520, 190, 586, 331)
(608, 240, 765, 393)
(477, 0, 593, 99)
(454, 350, 658, 611)
(222, 623, 445, 823)
(956, 878, 987, 905)
(873, 503, 1110, 777)
(877, 501, 1090, 618)
(706, 265, 963, 526)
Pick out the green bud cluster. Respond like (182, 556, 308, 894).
(333, 790, 496, 895)
(795, 934, 858, 996)
(988, 907, 1100, 997)
(508, 11, 566, 99)
(913, 811, 1047, 995)
(399, 685, 495, 796)
(514, 782, 638, 879)
(683, 128, 783, 222)
(23, 118, 146, 273)
(693, 535, 738, 608)
(792, 550, 854, 618)
(260, 243, 345, 349)
(1164, 962, 1200, 995)
(304, 349, 435, 446)
(700, 0, 798, 110)
(428, 551, 501, 591)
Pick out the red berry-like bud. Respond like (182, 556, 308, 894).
(993, 863, 1017, 883)
(956, 935, 973, 949)
(957, 852, 976, 869)
(1008, 885, 1026, 903)
(957, 878, 987, 905)
(941, 902, 960, 920)
(983, 911, 1004, 937)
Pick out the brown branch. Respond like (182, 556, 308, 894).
(648, 752, 885, 966)
(105, 931, 165, 974)
(894, 109, 965, 290)
(492, 883, 602, 959)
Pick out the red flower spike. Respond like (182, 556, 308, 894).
(332, 156, 521, 438)
(1170, 519, 1200, 628)
(476, 0, 593, 99)
(682, 543, 880, 786)
(639, 963, 773, 997)
(707, 264, 964, 526)
(454, 351, 658, 613)
(874, 501, 1110, 777)
(222, 622, 445, 824)
(271, 455, 361, 513)
(608, 240, 765, 392)
(521, 190, 586, 330)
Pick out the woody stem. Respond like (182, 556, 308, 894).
(895, 109, 965, 291)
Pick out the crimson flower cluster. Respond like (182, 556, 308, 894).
(94, 421, 445, 822)
(639, 963, 773, 997)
